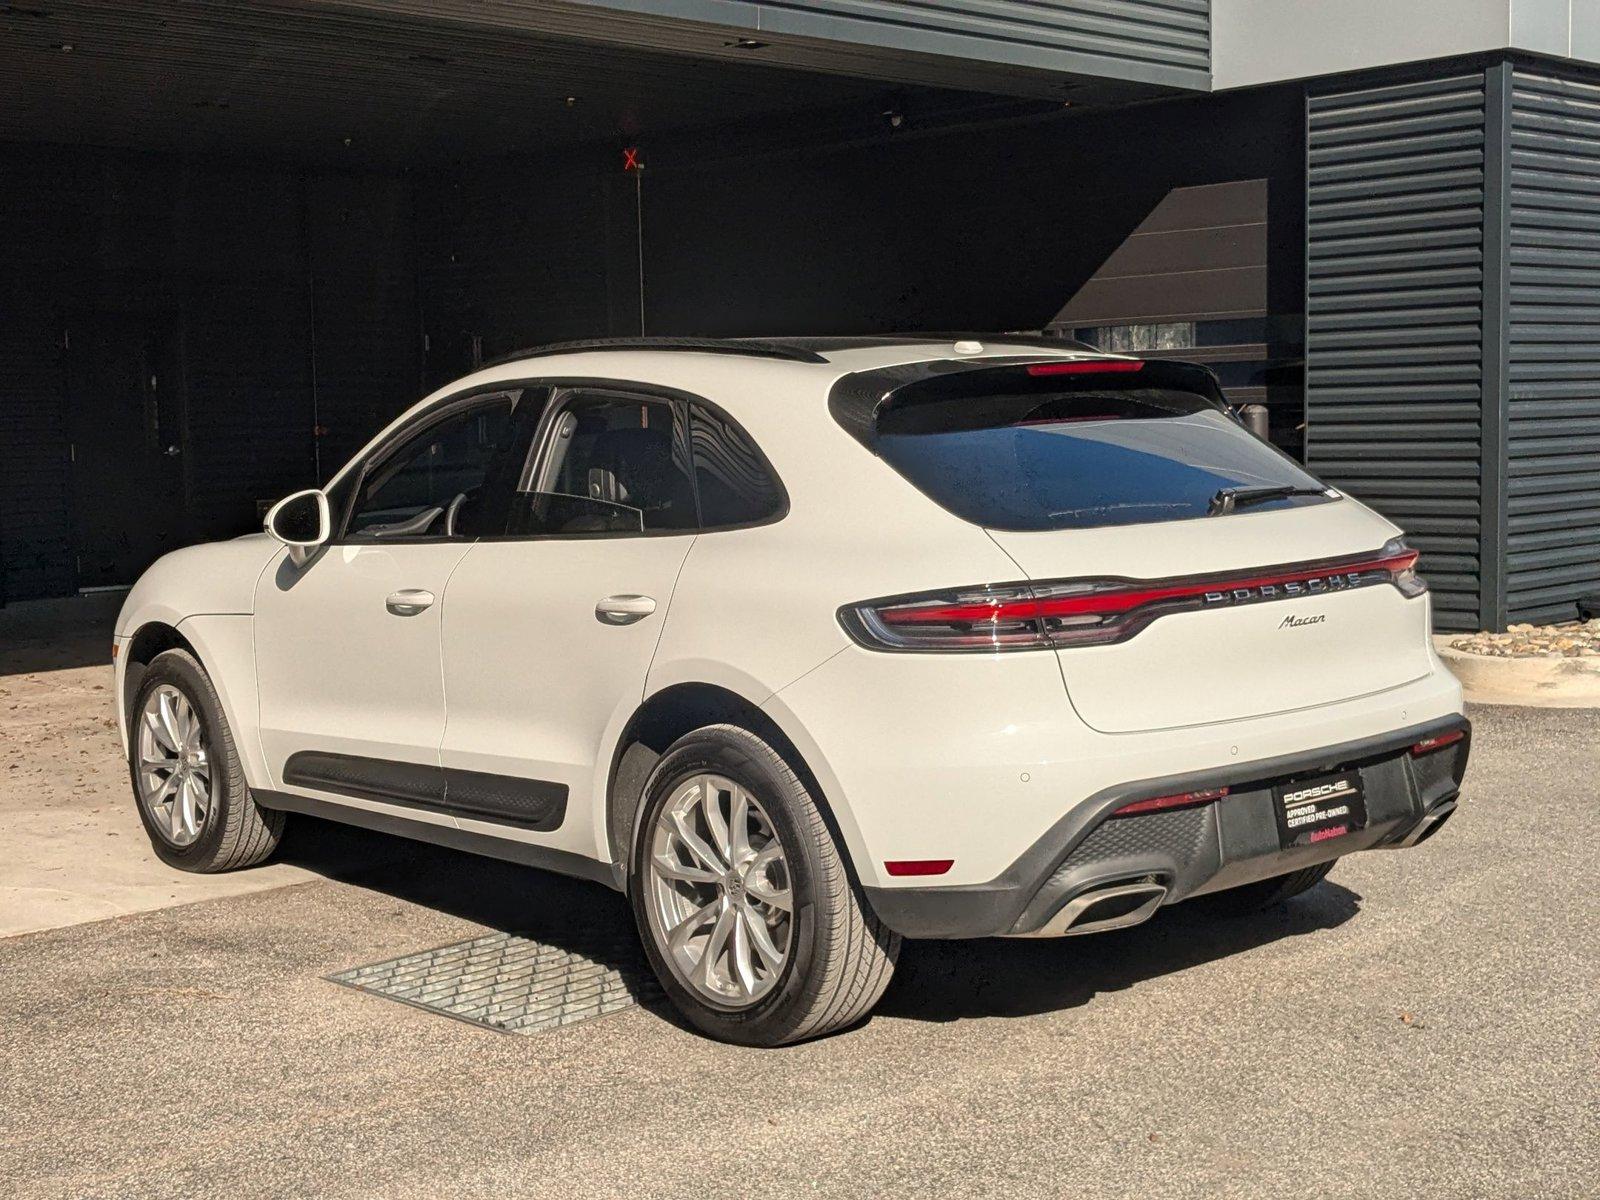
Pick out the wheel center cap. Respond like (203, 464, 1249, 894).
(725, 873, 745, 898)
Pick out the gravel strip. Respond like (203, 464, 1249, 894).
(1450, 619, 1600, 658)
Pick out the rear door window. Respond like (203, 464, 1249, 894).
(868, 367, 1329, 531)
(510, 392, 698, 536)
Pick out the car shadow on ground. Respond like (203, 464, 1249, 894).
(0, 594, 121, 676)
(275, 815, 1362, 1027)
(879, 882, 1361, 1023)
(275, 815, 647, 973)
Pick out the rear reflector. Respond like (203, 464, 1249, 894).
(1026, 359, 1144, 377)
(841, 538, 1428, 653)
(1112, 787, 1229, 818)
(884, 859, 954, 877)
(1410, 729, 1465, 757)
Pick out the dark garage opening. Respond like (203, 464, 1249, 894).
(0, 2, 1305, 603)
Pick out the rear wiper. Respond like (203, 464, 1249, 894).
(1207, 485, 1328, 516)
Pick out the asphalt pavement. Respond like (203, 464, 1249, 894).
(1, 704, 1595, 1199)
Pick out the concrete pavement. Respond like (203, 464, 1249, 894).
(0, 596, 345, 937)
(0, 704, 1595, 1198)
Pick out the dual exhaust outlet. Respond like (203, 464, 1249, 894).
(1017, 796, 1458, 938)
(1018, 878, 1169, 939)
(1384, 797, 1457, 850)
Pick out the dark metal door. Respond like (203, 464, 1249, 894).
(66, 314, 184, 588)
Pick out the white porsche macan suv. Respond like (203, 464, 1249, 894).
(115, 336, 1471, 1045)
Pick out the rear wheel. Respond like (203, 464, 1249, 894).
(1203, 860, 1337, 915)
(630, 724, 899, 1046)
(129, 648, 284, 872)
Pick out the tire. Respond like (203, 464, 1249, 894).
(1202, 859, 1338, 916)
(128, 648, 284, 872)
(628, 724, 899, 1046)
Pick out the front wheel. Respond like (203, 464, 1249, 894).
(128, 648, 284, 872)
(629, 724, 899, 1046)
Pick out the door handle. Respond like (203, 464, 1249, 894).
(595, 594, 657, 625)
(385, 589, 436, 616)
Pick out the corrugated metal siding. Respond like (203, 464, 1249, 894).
(319, 0, 1210, 93)
(1505, 68, 1600, 623)
(744, 0, 1210, 80)
(1305, 74, 1488, 631)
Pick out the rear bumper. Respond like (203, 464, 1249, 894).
(863, 714, 1470, 939)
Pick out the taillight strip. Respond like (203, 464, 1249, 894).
(842, 538, 1428, 653)
(1112, 787, 1229, 818)
(1410, 729, 1466, 756)
(1025, 360, 1145, 377)
(878, 549, 1419, 627)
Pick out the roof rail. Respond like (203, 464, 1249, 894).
(481, 337, 828, 368)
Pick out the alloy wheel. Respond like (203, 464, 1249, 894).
(135, 684, 212, 847)
(644, 773, 793, 1008)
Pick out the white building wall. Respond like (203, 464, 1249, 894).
(1213, 0, 1600, 90)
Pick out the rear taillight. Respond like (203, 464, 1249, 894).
(840, 538, 1428, 653)
(1111, 787, 1229, 818)
(1410, 729, 1465, 756)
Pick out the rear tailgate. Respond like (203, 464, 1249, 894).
(834, 355, 1436, 734)
(987, 501, 1434, 733)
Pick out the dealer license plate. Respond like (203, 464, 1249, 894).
(1274, 770, 1366, 848)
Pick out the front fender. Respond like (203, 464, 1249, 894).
(114, 534, 282, 784)
(114, 534, 282, 637)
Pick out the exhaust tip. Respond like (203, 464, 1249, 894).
(1025, 879, 1168, 938)
(1391, 798, 1458, 850)
(1409, 799, 1457, 847)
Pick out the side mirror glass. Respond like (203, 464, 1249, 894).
(264, 489, 331, 566)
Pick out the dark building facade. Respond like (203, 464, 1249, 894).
(2, 2, 1598, 631)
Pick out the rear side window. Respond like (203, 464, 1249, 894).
(869, 368, 1329, 531)
(688, 405, 784, 527)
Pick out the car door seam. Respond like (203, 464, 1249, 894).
(435, 539, 480, 815)
(640, 533, 698, 701)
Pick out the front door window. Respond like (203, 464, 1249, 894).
(344, 394, 526, 541)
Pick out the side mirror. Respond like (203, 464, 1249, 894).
(264, 488, 331, 566)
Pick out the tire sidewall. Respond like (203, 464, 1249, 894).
(628, 730, 825, 1044)
(127, 650, 238, 869)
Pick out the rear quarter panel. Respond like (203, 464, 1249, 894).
(639, 361, 1030, 876)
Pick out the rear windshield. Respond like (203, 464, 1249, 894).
(871, 371, 1330, 531)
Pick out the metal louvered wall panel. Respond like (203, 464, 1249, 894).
(1305, 74, 1489, 631)
(323, 0, 1211, 92)
(1504, 68, 1600, 624)
(742, 0, 1211, 81)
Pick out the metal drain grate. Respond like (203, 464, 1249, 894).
(329, 930, 662, 1035)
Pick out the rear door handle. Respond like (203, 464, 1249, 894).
(595, 594, 657, 625)
(385, 588, 436, 616)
